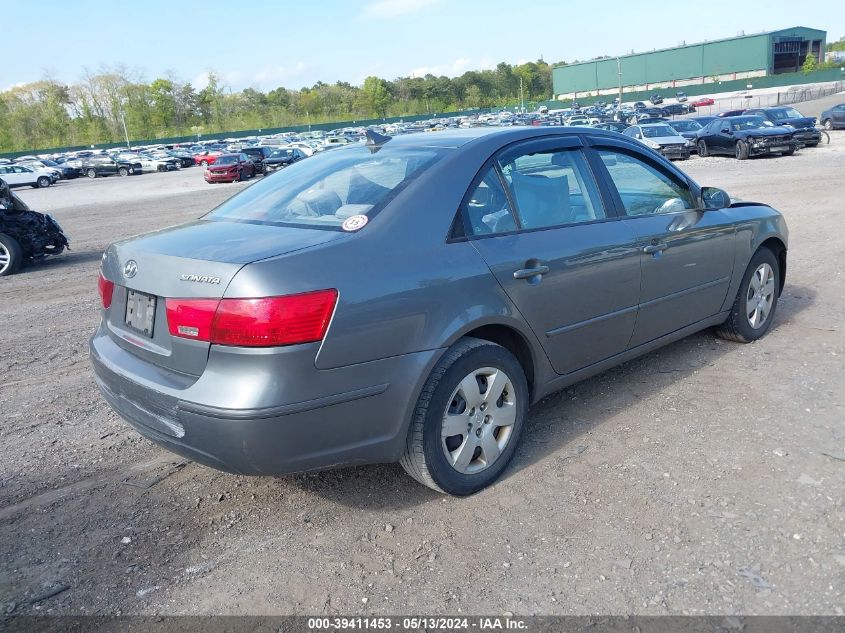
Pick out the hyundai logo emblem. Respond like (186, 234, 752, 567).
(124, 260, 138, 278)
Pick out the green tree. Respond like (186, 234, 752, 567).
(802, 52, 818, 73)
(362, 76, 392, 118)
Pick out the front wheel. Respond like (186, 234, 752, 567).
(36, 176, 51, 188)
(735, 140, 749, 160)
(0, 233, 23, 276)
(400, 338, 528, 495)
(716, 248, 780, 343)
(200, 160, 208, 167)
(697, 140, 709, 157)
(86, 168, 97, 179)
(118, 167, 129, 177)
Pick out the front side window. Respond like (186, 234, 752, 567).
(497, 148, 606, 230)
(207, 144, 444, 229)
(597, 149, 694, 217)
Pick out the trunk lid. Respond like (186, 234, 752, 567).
(101, 219, 343, 376)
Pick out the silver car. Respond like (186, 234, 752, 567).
(624, 123, 692, 160)
(91, 127, 787, 495)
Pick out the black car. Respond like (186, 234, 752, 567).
(819, 103, 845, 130)
(649, 93, 664, 105)
(0, 179, 69, 276)
(696, 116, 798, 160)
(241, 146, 276, 174)
(633, 101, 648, 110)
(688, 115, 717, 129)
(263, 147, 307, 172)
(743, 107, 821, 147)
(667, 120, 705, 151)
(635, 116, 669, 125)
(80, 156, 143, 178)
(166, 151, 195, 168)
(660, 103, 695, 116)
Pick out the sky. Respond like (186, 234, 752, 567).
(2, 0, 843, 92)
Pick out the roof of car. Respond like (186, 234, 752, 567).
(364, 126, 614, 150)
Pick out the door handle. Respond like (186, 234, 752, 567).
(642, 242, 669, 254)
(513, 265, 550, 279)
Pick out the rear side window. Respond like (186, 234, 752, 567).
(206, 144, 443, 229)
(498, 148, 606, 229)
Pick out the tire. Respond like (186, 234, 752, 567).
(157, 165, 166, 172)
(697, 140, 709, 157)
(118, 167, 129, 177)
(86, 169, 97, 179)
(236, 170, 243, 182)
(783, 148, 795, 156)
(200, 160, 208, 167)
(716, 247, 780, 344)
(0, 233, 23, 276)
(805, 143, 818, 148)
(399, 337, 528, 496)
(36, 176, 50, 188)
(823, 119, 833, 131)
(735, 140, 749, 160)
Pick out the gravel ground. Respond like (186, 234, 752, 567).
(1, 128, 844, 617)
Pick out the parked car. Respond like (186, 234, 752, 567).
(633, 101, 648, 110)
(0, 179, 69, 276)
(743, 107, 822, 147)
(635, 117, 670, 126)
(263, 147, 308, 172)
(193, 151, 223, 167)
(667, 120, 705, 151)
(241, 146, 275, 174)
(91, 127, 788, 495)
(119, 153, 179, 173)
(80, 156, 142, 178)
(649, 93, 664, 105)
(676, 91, 688, 102)
(691, 97, 715, 107)
(0, 164, 55, 188)
(203, 153, 256, 183)
(718, 109, 746, 118)
(660, 103, 694, 116)
(819, 103, 845, 130)
(624, 123, 691, 160)
(696, 116, 798, 159)
(167, 151, 195, 168)
(689, 115, 717, 130)
(17, 159, 77, 180)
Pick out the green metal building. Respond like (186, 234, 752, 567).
(552, 27, 827, 99)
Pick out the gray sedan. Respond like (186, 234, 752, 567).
(90, 127, 788, 495)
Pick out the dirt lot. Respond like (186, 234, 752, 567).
(1, 130, 844, 617)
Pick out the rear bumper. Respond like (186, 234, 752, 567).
(89, 324, 442, 475)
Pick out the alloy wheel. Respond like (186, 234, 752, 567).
(441, 367, 517, 474)
(0, 243, 9, 275)
(746, 262, 775, 329)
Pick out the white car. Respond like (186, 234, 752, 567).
(117, 153, 178, 173)
(17, 161, 61, 181)
(0, 164, 55, 188)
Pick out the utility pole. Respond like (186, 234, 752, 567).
(519, 77, 525, 114)
(120, 109, 130, 149)
(617, 57, 623, 106)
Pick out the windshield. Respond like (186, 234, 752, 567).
(769, 108, 803, 120)
(669, 120, 702, 132)
(215, 156, 240, 166)
(729, 116, 770, 131)
(641, 125, 677, 138)
(206, 143, 444, 229)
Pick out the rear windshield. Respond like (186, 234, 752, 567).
(206, 143, 444, 229)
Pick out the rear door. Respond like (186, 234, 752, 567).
(587, 140, 735, 347)
(463, 136, 641, 376)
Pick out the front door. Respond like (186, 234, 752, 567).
(462, 137, 641, 376)
(589, 144, 736, 347)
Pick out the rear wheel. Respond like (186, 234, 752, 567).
(0, 233, 23, 276)
(118, 167, 129, 177)
(86, 168, 97, 179)
(400, 338, 528, 495)
(716, 248, 780, 343)
(823, 119, 833, 131)
(697, 140, 709, 157)
(735, 140, 749, 160)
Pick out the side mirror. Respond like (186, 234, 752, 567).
(721, 128, 731, 135)
(701, 187, 731, 210)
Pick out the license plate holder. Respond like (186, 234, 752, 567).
(125, 290, 157, 338)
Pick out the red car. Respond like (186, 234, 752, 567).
(203, 153, 256, 183)
(692, 97, 715, 107)
(193, 151, 223, 167)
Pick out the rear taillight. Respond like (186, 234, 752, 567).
(165, 289, 337, 347)
(98, 272, 114, 309)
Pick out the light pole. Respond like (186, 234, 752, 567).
(617, 57, 623, 106)
(519, 77, 525, 114)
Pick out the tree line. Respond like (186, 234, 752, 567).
(0, 60, 556, 152)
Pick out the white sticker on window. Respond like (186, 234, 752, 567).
(342, 214, 369, 232)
